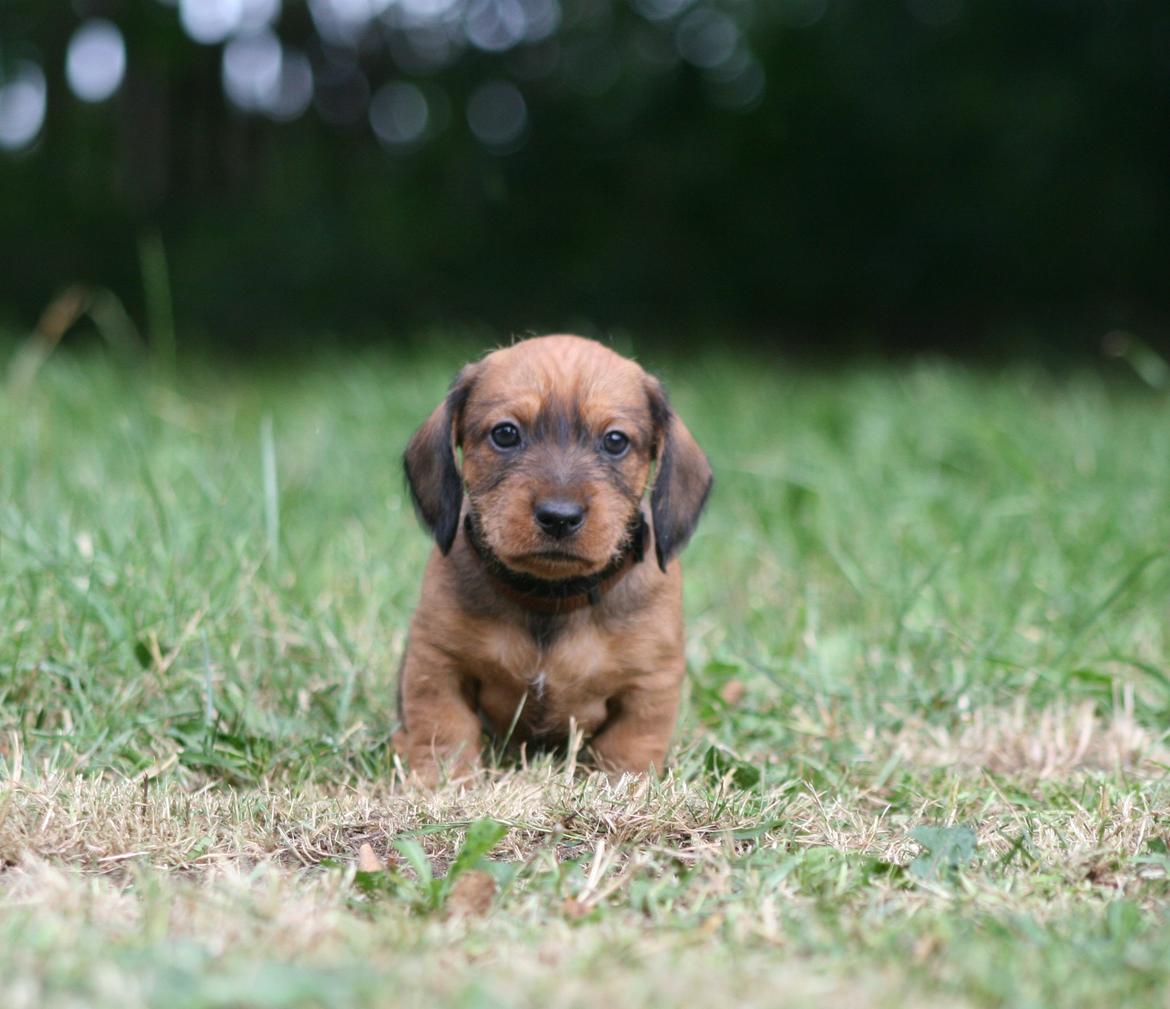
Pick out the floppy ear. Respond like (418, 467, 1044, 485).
(403, 365, 476, 554)
(647, 378, 713, 571)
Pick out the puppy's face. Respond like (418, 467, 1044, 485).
(458, 339, 655, 578)
(405, 335, 712, 576)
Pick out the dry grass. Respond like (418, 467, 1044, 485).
(2, 733, 1168, 1009)
(880, 696, 1170, 777)
(0, 767, 766, 871)
(3, 704, 1167, 896)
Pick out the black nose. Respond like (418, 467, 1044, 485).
(534, 499, 586, 539)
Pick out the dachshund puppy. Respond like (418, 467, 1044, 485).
(397, 334, 712, 782)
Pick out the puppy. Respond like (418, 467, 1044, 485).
(397, 334, 712, 782)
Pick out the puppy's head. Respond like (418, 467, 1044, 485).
(404, 335, 712, 576)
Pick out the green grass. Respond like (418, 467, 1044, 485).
(2, 339, 1170, 1009)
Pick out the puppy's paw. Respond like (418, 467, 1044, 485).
(402, 751, 482, 790)
(589, 754, 654, 786)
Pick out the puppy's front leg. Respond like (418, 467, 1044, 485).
(590, 676, 682, 778)
(398, 641, 481, 786)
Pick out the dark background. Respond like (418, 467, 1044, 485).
(2, 0, 1168, 356)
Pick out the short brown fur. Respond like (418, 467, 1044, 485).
(397, 335, 712, 783)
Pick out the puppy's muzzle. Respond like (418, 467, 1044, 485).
(534, 498, 586, 540)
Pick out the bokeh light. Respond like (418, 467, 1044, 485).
(466, 79, 526, 150)
(521, 0, 560, 42)
(66, 20, 127, 104)
(0, 60, 47, 151)
(633, 0, 696, 22)
(388, 24, 462, 75)
(222, 31, 283, 112)
(265, 48, 314, 121)
(675, 8, 738, 70)
(462, 0, 559, 52)
(238, 0, 282, 33)
(309, 0, 394, 46)
(706, 51, 765, 111)
(180, 0, 245, 45)
(370, 81, 430, 146)
(160, 0, 756, 145)
(396, 0, 462, 24)
(465, 0, 529, 53)
(178, 0, 281, 43)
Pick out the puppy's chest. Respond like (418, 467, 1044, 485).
(481, 618, 611, 691)
(475, 618, 619, 733)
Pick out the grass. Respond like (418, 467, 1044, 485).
(2, 337, 1169, 1009)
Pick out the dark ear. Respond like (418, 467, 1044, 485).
(647, 378, 713, 571)
(403, 365, 476, 554)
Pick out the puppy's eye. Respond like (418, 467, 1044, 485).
(602, 430, 630, 457)
(490, 423, 521, 449)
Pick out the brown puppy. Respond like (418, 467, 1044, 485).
(397, 334, 712, 782)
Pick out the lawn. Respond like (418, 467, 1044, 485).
(2, 338, 1169, 1009)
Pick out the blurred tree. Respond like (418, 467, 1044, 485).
(1, 0, 1167, 351)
